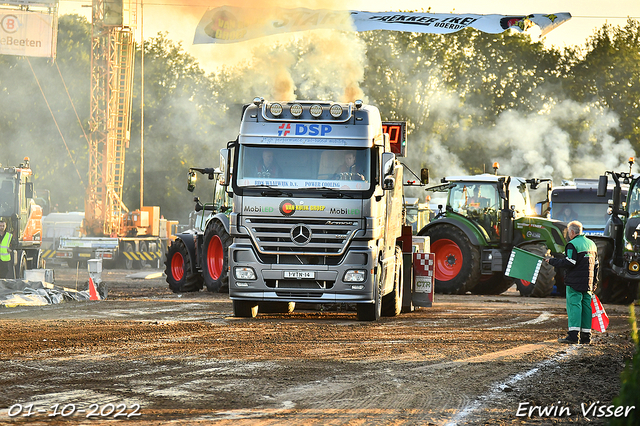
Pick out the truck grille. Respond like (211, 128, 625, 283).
(244, 217, 360, 255)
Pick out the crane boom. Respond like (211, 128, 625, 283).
(86, 0, 136, 237)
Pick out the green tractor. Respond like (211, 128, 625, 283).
(165, 168, 233, 293)
(591, 159, 640, 304)
(419, 174, 567, 296)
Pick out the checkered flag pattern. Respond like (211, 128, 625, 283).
(413, 252, 435, 277)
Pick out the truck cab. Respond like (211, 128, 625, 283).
(550, 178, 626, 236)
(221, 98, 405, 320)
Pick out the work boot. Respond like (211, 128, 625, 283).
(580, 332, 591, 345)
(558, 331, 579, 344)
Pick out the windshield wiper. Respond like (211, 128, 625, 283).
(246, 184, 292, 197)
(319, 186, 353, 199)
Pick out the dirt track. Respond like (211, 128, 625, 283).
(0, 266, 638, 425)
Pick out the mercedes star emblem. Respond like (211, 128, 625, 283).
(290, 224, 312, 245)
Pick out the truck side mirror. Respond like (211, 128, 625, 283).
(187, 171, 197, 192)
(25, 182, 34, 199)
(220, 149, 230, 186)
(597, 175, 608, 197)
(381, 152, 396, 190)
(420, 168, 429, 185)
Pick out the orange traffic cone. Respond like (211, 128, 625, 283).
(88, 277, 100, 301)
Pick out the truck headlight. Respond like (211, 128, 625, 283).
(234, 267, 256, 280)
(626, 242, 634, 251)
(344, 269, 366, 282)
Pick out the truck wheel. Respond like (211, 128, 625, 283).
(419, 224, 480, 294)
(164, 239, 203, 293)
(120, 242, 135, 270)
(233, 300, 259, 318)
(203, 221, 231, 293)
(138, 241, 150, 269)
(471, 273, 513, 295)
(16, 252, 27, 279)
(382, 246, 403, 317)
(357, 264, 382, 321)
(596, 276, 638, 305)
(259, 302, 295, 314)
(514, 244, 555, 297)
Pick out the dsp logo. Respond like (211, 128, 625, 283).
(279, 199, 296, 216)
(278, 123, 332, 137)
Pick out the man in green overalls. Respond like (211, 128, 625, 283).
(0, 219, 12, 278)
(547, 220, 598, 344)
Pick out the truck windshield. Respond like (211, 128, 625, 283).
(236, 146, 371, 191)
(0, 177, 15, 216)
(551, 202, 609, 228)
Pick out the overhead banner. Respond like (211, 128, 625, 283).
(194, 6, 571, 44)
(0, 10, 57, 58)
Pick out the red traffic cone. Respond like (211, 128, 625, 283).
(591, 293, 609, 332)
(88, 277, 100, 301)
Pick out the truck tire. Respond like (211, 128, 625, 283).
(138, 241, 150, 269)
(203, 221, 231, 293)
(382, 246, 403, 317)
(357, 263, 383, 321)
(514, 244, 555, 297)
(233, 300, 259, 318)
(16, 252, 27, 279)
(120, 242, 135, 270)
(164, 239, 203, 293)
(419, 224, 480, 294)
(596, 276, 639, 305)
(259, 302, 295, 314)
(470, 273, 513, 295)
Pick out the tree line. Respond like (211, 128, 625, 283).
(0, 14, 638, 222)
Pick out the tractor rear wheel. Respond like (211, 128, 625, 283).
(418, 224, 480, 294)
(514, 244, 555, 297)
(164, 239, 203, 293)
(203, 221, 232, 293)
(471, 273, 513, 295)
(596, 275, 638, 305)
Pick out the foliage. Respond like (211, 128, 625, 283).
(1, 15, 640, 223)
(610, 306, 639, 426)
(563, 20, 640, 149)
(0, 14, 90, 212)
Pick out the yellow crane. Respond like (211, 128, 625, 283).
(85, 0, 136, 237)
(56, 1, 177, 269)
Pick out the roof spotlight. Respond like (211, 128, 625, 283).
(329, 104, 343, 118)
(290, 103, 303, 117)
(310, 104, 323, 118)
(269, 103, 283, 117)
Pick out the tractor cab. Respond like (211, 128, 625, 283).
(420, 173, 564, 297)
(430, 175, 533, 243)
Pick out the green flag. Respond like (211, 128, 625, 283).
(505, 247, 544, 283)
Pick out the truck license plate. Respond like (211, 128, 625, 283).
(284, 271, 315, 279)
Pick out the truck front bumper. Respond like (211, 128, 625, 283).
(228, 242, 377, 304)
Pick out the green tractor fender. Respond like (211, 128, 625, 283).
(417, 217, 488, 247)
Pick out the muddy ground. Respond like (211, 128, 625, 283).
(0, 266, 638, 425)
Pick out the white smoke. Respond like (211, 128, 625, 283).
(404, 94, 635, 187)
